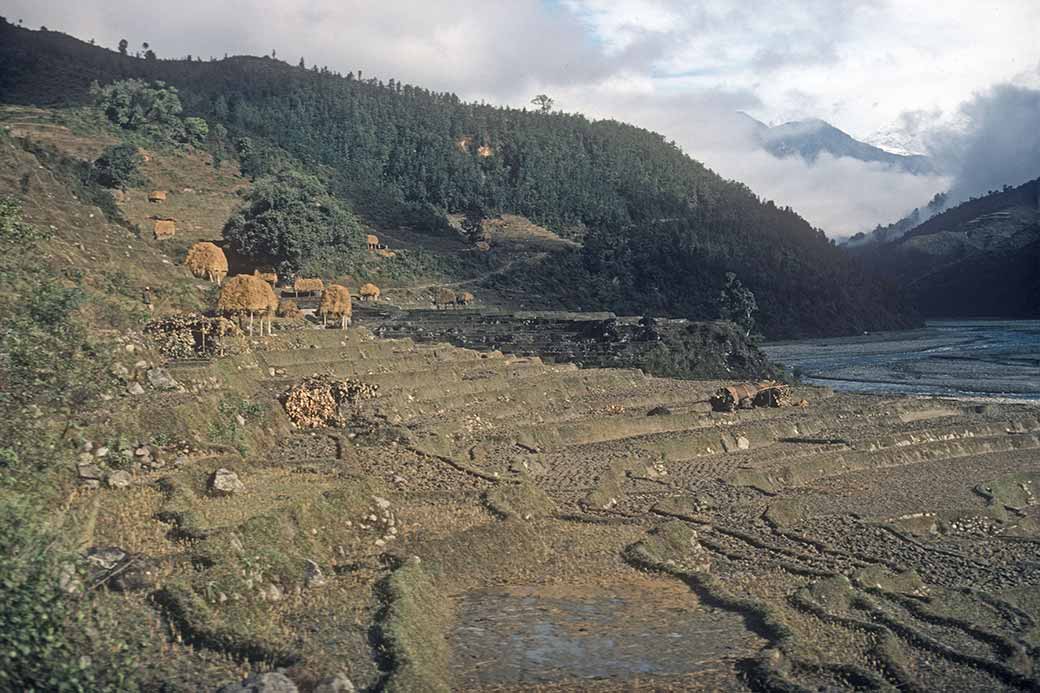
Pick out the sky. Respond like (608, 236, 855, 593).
(5, 0, 1039, 235)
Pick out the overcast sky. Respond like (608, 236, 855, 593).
(6, 0, 1039, 235)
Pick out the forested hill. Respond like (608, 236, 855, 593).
(0, 21, 917, 338)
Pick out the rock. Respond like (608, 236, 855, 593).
(173, 455, 189, 467)
(646, 405, 672, 416)
(106, 470, 132, 489)
(82, 440, 93, 452)
(124, 344, 135, 353)
(258, 583, 284, 602)
(736, 435, 750, 451)
(110, 557, 161, 592)
(217, 671, 298, 693)
(127, 381, 145, 396)
(373, 496, 391, 510)
(78, 452, 95, 465)
(209, 468, 245, 496)
(86, 546, 127, 571)
(235, 414, 246, 426)
(77, 462, 102, 481)
(314, 673, 356, 693)
(94, 446, 109, 458)
(146, 367, 179, 390)
(134, 446, 152, 458)
(304, 559, 326, 588)
(134, 360, 148, 369)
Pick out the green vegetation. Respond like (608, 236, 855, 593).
(92, 142, 142, 189)
(223, 169, 365, 274)
(717, 272, 758, 337)
(0, 22, 917, 337)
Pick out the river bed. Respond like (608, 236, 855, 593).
(763, 320, 1040, 401)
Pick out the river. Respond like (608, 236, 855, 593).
(763, 320, 1040, 401)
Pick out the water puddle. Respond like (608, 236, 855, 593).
(449, 582, 763, 687)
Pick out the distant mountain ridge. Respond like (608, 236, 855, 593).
(741, 113, 935, 175)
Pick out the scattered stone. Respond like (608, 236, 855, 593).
(209, 468, 245, 496)
(106, 470, 132, 489)
(134, 360, 148, 370)
(78, 452, 95, 465)
(314, 673, 356, 693)
(304, 559, 327, 588)
(94, 446, 109, 458)
(646, 405, 672, 416)
(235, 414, 247, 426)
(77, 462, 102, 481)
(110, 557, 161, 592)
(112, 363, 130, 379)
(217, 671, 298, 693)
(86, 546, 127, 571)
(736, 435, 750, 451)
(127, 381, 145, 396)
(82, 440, 93, 452)
(146, 367, 179, 390)
(258, 583, 284, 602)
(173, 455, 190, 467)
(373, 496, 391, 510)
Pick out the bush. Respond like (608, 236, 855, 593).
(93, 143, 143, 190)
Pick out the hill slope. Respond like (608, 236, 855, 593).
(855, 177, 1040, 317)
(0, 21, 917, 338)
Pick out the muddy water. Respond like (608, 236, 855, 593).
(449, 582, 763, 687)
(764, 320, 1040, 401)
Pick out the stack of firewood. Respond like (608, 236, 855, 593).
(282, 376, 379, 428)
(710, 381, 792, 412)
(145, 314, 242, 358)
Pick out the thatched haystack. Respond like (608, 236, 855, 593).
(218, 274, 278, 336)
(153, 219, 176, 239)
(185, 242, 228, 285)
(253, 268, 278, 286)
(455, 290, 474, 306)
(319, 284, 353, 329)
(366, 233, 379, 249)
(282, 376, 379, 428)
(375, 248, 396, 258)
(710, 382, 791, 412)
(475, 241, 491, 252)
(359, 283, 381, 301)
(435, 287, 456, 309)
(293, 277, 324, 297)
(148, 191, 167, 203)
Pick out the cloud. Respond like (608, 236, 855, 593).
(923, 84, 1040, 205)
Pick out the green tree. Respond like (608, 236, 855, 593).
(717, 272, 758, 337)
(90, 79, 183, 134)
(183, 116, 209, 146)
(223, 170, 365, 272)
(92, 143, 142, 189)
(531, 94, 554, 113)
(117, 38, 127, 55)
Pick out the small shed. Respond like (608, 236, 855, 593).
(149, 191, 167, 203)
(153, 219, 176, 239)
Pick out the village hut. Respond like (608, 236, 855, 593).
(217, 274, 278, 336)
(185, 242, 228, 285)
(366, 234, 379, 250)
(319, 285, 353, 330)
(153, 218, 176, 239)
(148, 191, 167, 203)
(359, 283, 381, 301)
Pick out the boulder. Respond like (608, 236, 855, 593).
(106, 470, 132, 489)
(304, 559, 327, 588)
(209, 468, 245, 496)
(127, 381, 145, 396)
(85, 546, 127, 571)
(146, 367, 179, 390)
(646, 405, 672, 416)
(217, 671, 298, 693)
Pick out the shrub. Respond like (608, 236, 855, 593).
(92, 143, 143, 190)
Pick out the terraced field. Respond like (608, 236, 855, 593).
(78, 322, 1040, 692)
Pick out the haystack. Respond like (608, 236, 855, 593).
(277, 299, 302, 319)
(319, 284, 353, 330)
(359, 282, 381, 301)
(293, 277, 324, 297)
(153, 219, 176, 239)
(366, 233, 379, 250)
(456, 290, 474, 306)
(710, 382, 792, 412)
(184, 242, 228, 285)
(435, 287, 456, 309)
(148, 191, 167, 203)
(218, 274, 278, 336)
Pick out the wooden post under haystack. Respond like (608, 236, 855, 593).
(217, 274, 278, 337)
(319, 284, 352, 331)
(185, 242, 229, 285)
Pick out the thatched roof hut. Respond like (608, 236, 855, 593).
(359, 282, 381, 301)
(185, 242, 228, 285)
(319, 284, 353, 329)
(148, 191, 167, 203)
(293, 277, 324, 297)
(218, 274, 278, 335)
